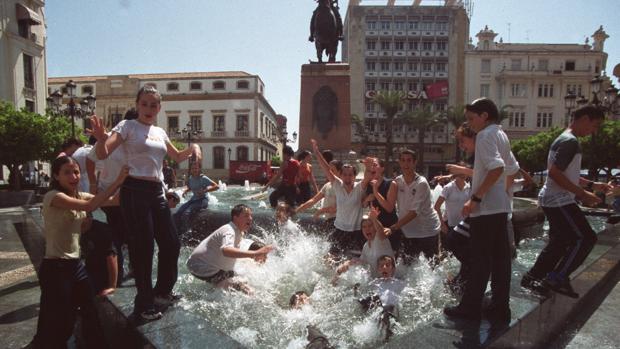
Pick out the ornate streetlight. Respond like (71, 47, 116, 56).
(47, 80, 96, 138)
(177, 120, 203, 148)
(563, 93, 577, 126)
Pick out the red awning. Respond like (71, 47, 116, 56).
(16, 3, 41, 25)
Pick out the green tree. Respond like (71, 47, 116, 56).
(581, 120, 620, 179)
(372, 90, 405, 170)
(444, 104, 466, 163)
(402, 102, 441, 172)
(0, 101, 72, 190)
(511, 127, 563, 173)
(167, 139, 186, 169)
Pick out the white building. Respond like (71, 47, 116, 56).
(465, 25, 609, 139)
(49, 72, 283, 180)
(343, 1, 470, 175)
(1, 1, 48, 182)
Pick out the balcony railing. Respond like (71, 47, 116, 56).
(235, 130, 250, 137)
(211, 131, 227, 137)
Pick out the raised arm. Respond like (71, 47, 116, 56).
(296, 191, 325, 213)
(311, 139, 336, 183)
(434, 196, 448, 233)
(372, 180, 397, 213)
(91, 116, 123, 160)
(166, 141, 201, 164)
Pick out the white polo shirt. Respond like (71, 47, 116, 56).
(440, 181, 471, 227)
(88, 137, 127, 192)
(112, 119, 169, 180)
(332, 179, 364, 231)
(395, 174, 441, 238)
(186, 222, 243, 277)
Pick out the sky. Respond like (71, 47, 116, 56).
(45, 0, 620, 149)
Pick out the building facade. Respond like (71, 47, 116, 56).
(465, 26, 609, 139)
(49, 72, 283, 180)
(343, 1, 469, 175)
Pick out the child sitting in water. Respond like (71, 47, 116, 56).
(358, 255, 406, 342)
(275, 202, 300, 235)
(332, 206, 394, 283)
(288, 291, 335, 349)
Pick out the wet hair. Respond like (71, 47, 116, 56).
(322, 150, 334, 163)
(49, 156, 80, 197)
(124, 108, 139, 120)
(135, 85, 162, 103)
(283, 146, 295, 157)
(289, 291, 309, 308)
(231, 204, 251, 220)
(249, 241, 265, 251)
(399, 149, 417, 161)
(60, 138, 83, 151)
(455, 122, 476, 140)
(573, 105, 605, 121)
(296, 150, 311, 161)
(465, 97, 499, 122)
(329, 160, 343, 174)
(341, 163, 357, 176)
(276, 202, 294, 217)
(377, 255, 396, 269)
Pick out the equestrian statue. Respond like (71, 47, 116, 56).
(309, 0, 343, 63)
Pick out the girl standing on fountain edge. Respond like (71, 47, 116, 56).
(91, 85, 202, 321)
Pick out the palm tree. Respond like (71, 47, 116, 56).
(444, 104, 466, 163)
(350, 113, 369, 155)
(402, 102, 441, 173)
(372, 90, 405, 172)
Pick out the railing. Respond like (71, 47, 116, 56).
(235, 130, 250, 137)
(211, 131, 227, 137)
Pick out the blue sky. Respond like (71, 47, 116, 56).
(46, 0, 620, 149)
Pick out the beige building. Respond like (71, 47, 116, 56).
(465, 25, 610, 139)
(49, 72, 283, 180)
(343, 1, 469, 175)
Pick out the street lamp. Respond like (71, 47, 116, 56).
(47, 80, 96, 138)
(227, 148, 232, 165)
(564, 92, 577, 126)
(177, 121, 203, 148)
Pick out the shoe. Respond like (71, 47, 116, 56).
(154, 292, 183, 306)
(521, 272, 550, 295)
(544, 277, 579, 299)
(140, 308, 163, 321)
(443, 305, 481, 321)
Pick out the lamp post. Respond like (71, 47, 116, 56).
(177, 120, 203, 148)
(227, 147, 232, 167)
(47, 80, 96, 138)
(563, 93, 577, 127)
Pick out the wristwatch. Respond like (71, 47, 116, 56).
(471, 194, 482, 203)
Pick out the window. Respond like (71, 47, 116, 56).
(365, 118, 376, 132)
(420, 22, 431, 30)
(365, 81, 376, 91)
(366, 40, 376, 50)
(393, 81, 404, 91)
(380, 81, 390, 91)
(511, 83, 527, 97)
(367, 21, 376, 30)
(436, 22, 448, 31)
(436, 63, 446, 72)
(237, 80, 249, 89)
(213, 115, 225, 131)
(366, 61, 376, 71)
(481, 59, 491, 73)
(566, 84, 582, 96)
(408, 41, 418, 50)
(25, 100, 35, 112)
(81, 85, 93, 95)
(394, 41, 404, 50)
(366, 103, 375, 112)
(190, 81, 202, 90)
(422, 41, 432, 51)
(144, 82, 157, 89)
(380, 62, 390, 71)
(408, 22, 418, 30)
(394, 62, 404, 71)
(237, 146, 249, 161)
(422, 62, 433, 71)
(408, 62, 418, 71)
(408, 82, 418, 91)
(168, 116, 179, 134)
(565, 60, 575, 71)
(480, 84, 490, 98)
(23, 54, 34, 89)
(18, 20, 30, 39)
(213, 147, 225, 169)
(381, 21, 390, 30)
(381, 41, 391, 50)
(538, 59, 549, 71)
(213, 81, 225, 90)
(236, 115, 249, 131)
(538, 83, 554, 98)
(436, 41, 447, 51)
(536, 112, 553, 128)
(394, 21, 404, 30)
(167, 82, 179, 91)
(509, 111, 526, 128)
(511, 59, 522, 71)
(190, 115, 202, 132)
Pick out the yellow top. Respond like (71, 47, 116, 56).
(42, 190, 93, 259)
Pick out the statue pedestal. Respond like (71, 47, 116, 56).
(298, 63, 351, 152)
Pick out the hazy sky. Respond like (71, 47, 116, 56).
(46, 0, 620, 148)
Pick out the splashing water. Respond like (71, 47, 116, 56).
(175, 222, 457, 348)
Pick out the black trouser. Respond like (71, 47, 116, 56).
(328, 228, 365, 255)
(402, 234, 439, 263)
(459, 213, 510, 312)
(269, 183, 297, 208)
(528, 204, 597, 281)
(120, 177, 180, 313)
(101, 206, 126, 285)
(34, 259, 107, 349)
(444, 228, 471, 284)
(297, 181, 312, 205)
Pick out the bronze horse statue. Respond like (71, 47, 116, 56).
(309, 0, 343, 63)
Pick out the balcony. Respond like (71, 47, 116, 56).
(235, 130, 250, 137)
(211, 131, 227, 137)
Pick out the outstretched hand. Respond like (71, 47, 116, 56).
(90, 115, 107, 142)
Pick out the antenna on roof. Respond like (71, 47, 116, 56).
(507, 22, 511, 43)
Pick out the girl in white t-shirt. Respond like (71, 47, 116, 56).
(91, 86, 201, 321)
